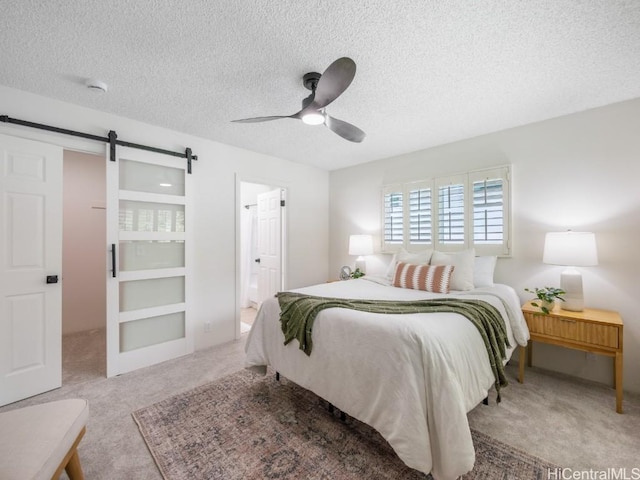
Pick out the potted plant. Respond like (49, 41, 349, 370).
(350, 268, 365, 279)
(525, 287, 565, 314)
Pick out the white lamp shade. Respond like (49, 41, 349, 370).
(542, 231, 598, 266)
(348, 234, 374, 256)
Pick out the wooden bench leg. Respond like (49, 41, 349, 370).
(51, 427, 85, 480)
(65, 449, 84, 480)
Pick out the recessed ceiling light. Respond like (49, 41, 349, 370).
(159, 183, 172, 187)
(85, 79, 108, 93)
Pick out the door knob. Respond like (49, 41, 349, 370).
(46, 275, 59, 284)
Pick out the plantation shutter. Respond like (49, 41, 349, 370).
(383, 185, 403, 249)
(473, 179, 503, 243)
(408, 181, 432, 246)
(435, 175, 466, 248)
(470, 167, 510, 255)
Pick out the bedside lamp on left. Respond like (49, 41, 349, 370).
(349, 234, 373, 274)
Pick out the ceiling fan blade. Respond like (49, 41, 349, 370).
(311, 57, 356, 109)
(231, 115, 296, 123)
(325, 114, 366, 143)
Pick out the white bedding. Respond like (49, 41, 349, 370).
(244, 278, 529, 480)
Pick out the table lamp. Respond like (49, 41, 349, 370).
(349, 234, 373, 274)
(542, 231, 598, 312)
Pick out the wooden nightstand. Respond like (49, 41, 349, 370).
(519, 300, 624, 413)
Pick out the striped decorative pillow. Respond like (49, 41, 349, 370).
(392, 262, 455, 293)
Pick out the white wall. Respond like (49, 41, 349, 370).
(329, 98, 640, 394)
(62, 150, 106, 334)
(0, 84, 329, 351)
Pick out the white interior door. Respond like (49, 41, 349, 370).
(106, 146, 192, 377)
(0, 133, 63, 406)
(257, 189, 282, 305)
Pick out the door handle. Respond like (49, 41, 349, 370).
(46, 275, 59, 284)
(111, 243, 117, 278)
(255, 258, 261, 263)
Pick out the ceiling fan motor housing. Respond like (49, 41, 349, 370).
(303, 72, 321, 91)
(302, 72, 321, 110)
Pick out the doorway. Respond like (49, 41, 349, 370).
(239, 181, 286, 334)
(61, 150, 106, 385)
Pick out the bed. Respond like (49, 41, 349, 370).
(245, 276, 529, 480)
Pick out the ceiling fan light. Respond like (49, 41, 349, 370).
(301, 111, 325, 125)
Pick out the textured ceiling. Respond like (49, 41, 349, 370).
(1, 1, 639, 170)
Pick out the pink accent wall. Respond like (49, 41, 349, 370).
(62, 150, 106, 334)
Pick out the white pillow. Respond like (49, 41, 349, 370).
(474, 256, 497, 287)
(430, 249, 475, 291)
(385, 247, 433, 281)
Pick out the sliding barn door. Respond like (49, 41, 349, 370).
(106, 146, 192, 377)
(0, 133, 63, 406)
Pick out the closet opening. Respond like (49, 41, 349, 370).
(62, 150, 106, 385)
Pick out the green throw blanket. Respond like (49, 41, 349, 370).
(276, 292, 511, 401)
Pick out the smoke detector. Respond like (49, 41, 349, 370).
(85, 79, 108, 93)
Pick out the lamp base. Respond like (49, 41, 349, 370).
(560, 267, 584, 312)
(355, 257, 367, 274)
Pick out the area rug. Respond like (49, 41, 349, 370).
(133, 369, 557, 480)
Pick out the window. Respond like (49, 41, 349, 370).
(408, 182, 432, 245)
(472, 176, 505, 245)
(383, 182, 433, 250)
(437, 181, 465, 245)
(381, 166, 510, 255)
(383, 186, 403, 245)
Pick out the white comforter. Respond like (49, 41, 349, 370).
(244, 278, 529, 480)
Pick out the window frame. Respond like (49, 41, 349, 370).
(381, 165, 511, 256)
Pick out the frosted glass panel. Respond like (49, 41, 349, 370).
(119, 241, 184, 271)
(120, 277, 184, 312)
(120, 159, 184, 195)
(119, 312, 185, 352)
(119, 200, 185, 232)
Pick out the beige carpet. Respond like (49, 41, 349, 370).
(133, 369, 558, 480)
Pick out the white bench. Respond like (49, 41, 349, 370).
(0, 399, 89, 480)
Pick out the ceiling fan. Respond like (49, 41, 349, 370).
(232, 57, 366, 143)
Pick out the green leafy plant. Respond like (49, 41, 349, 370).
(525, 287, 566, 314)
(350, 268, 365, 279)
